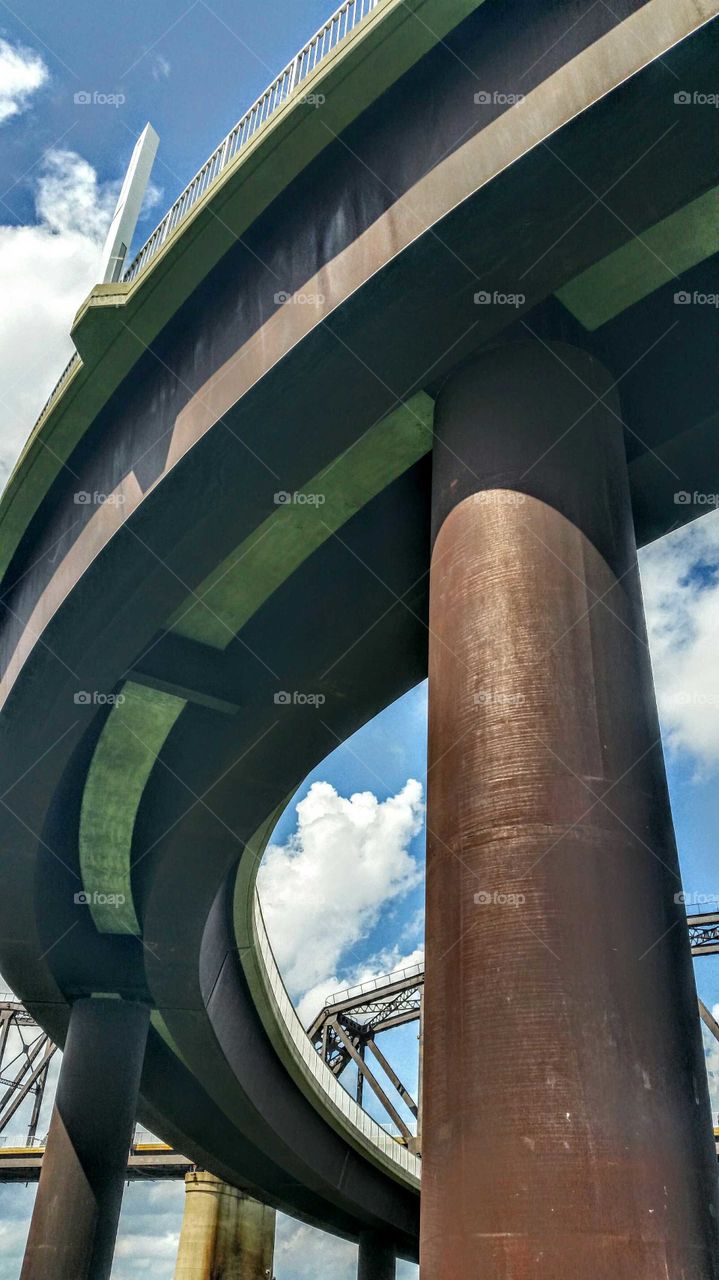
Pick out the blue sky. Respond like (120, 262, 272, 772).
(0, 4, 428, 1273)
(1, 1, 719, 1276)
(0, 0, 340, 229)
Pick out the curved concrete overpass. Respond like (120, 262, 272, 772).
(2, 0, 719, 1273)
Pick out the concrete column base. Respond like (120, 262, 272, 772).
(173, 1171, 275, 1280)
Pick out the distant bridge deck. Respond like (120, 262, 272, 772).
(0, 1143, 192, 1184)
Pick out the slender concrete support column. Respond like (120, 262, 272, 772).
(21, 996, 150, 1280)
(357, 1229, 396, 1280)
(421, 342, 719, 1278)
(173, 1171, 276, 1280)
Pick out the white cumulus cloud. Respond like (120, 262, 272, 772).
(274, 1218, 419, 1280)
(0, 149, 119, 487)
(274, 1219, 357, 1280)
(35, 148, 116, 240)
(258, 779, 424, 1019)
(0, 38, 47, 125)
(640, 510, 719, 773)
(297, 944, 425, 1032)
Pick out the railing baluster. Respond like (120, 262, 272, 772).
(110, 1, 381, 287)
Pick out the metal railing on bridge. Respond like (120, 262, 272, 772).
(122, 0, 382, 283)
(33, 0, 383, 431)
(3, 901, 719, 1181)
(305, 909, 719, 1151)
(253, 893, 420, 1176)
(323, 962, 425, 1009)
(308, 964, 424, 1152)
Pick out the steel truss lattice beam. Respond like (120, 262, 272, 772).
(0, 1000, 56, 1148)
(307, 912, 719, 1153)
(308, 968, 424, 1151)
(0, 998, 191, 1183)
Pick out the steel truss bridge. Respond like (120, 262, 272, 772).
(4, 0, 719, 1271)
(0, 995, 191, 1183)
(309, 915, 719, 1151)
(688, 912, 719, 957)
(5, 908, 719, 1182)
(308, 964, 424, 1151)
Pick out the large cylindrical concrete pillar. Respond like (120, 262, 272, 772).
(173, 1171, 276, 1280)
(357, 1229, 396, 1280)
(21, 996, 150, 1280)
(421, 342, 719, 1278)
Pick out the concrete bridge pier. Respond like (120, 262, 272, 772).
(20, 996, 150, 1280)
(357, 1229, 396, 1280)
(173, 1171, 276, 1279)
(421, 342, 719, 1278)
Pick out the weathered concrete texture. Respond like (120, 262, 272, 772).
(421, 343, 719, 1278)
(174, 1172, 276, 1280)
(20, 997, 150, 1280)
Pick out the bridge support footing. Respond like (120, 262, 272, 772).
(357, 1229, 396, 1280)
(20, 996, 150, 1280)
(421, 341, 719, 1277)
(173, 1171, 276, 1279)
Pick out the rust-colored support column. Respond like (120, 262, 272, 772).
(421, 342, 719, 1278)
(358, 1229, 396, 1280)
(173, 1171, 275, 1280)
(21, 996, 150, 1280)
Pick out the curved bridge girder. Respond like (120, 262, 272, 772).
(2, 0, 719, 1255)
